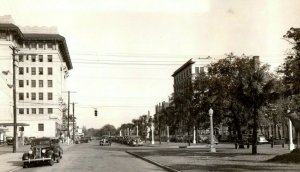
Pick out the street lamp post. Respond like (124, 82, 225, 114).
(193, 126, 196, 144)
(209, 108, 216, 152)
(287, 109, 295, 150)
(151, 122, 155, 145)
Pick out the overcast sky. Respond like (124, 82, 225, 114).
(1, 0, 300, 129)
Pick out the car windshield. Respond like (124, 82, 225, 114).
(31, 140, 50, 146)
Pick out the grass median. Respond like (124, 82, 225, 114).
(129, 143, 300, 172)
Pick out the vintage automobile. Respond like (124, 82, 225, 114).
(247, 134, 269, 144)
(99, 138, 111, 146)
(80, 137, 89, 143)
(22, 137, 63, 168)
(128, 136, 144, 146)
(198, 134, 219, 145)
(6, 136, 14, 145)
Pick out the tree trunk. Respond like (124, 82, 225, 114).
(297, 130, 300, 149)
(159, 123, 161, 144)
(252, 108, 259, 155)
(187, 125, 191, 146)
(233, 114, 244, 148)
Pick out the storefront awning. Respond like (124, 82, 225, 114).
(0, 127, 9, 132)
(0, 123, 30, 127)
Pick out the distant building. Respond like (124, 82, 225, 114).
(0, 15, 72, 139)
(172, 56, 219, 96)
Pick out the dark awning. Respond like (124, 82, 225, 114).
(0, 123, 30, 127)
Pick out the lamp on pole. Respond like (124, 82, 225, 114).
(209, 108, 216, 152)
(287, 109, 295, 150)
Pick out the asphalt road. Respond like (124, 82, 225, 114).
(15, 140, 166, 172)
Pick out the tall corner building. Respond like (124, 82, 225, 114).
(0, 15, 72, 138)
(172, 56, 219, 96)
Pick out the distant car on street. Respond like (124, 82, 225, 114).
(80, 137, 89, 143)
(6, 136, 14, 145)
(99, 138, 111, 146)
(128, 136, 144, 146)
(198, 134, 219, 145)
(247, 134, 269, 144)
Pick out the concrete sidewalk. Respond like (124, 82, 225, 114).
(0, 143, 75, 172)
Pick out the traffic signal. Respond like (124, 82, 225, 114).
(94, 110, 98, 117)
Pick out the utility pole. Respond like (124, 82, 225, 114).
(72, 102, 76, 143)
(10, 46, 19, 153)
(62, 91, 75, 144)
(67, 91, 70, 143)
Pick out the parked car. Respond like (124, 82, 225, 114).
(80, 137, 89, 143)
(99, 138, 111, 146)
(22, 137, 63, 168)
(128, 137, 144, 146)
(257, 135, 268, 144)
(6, 136, 13, 145)
(247, 134, 269, 144)
(198, 134, 219, 145)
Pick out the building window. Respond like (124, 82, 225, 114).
(200, 67, 205, 73)
(31, 80, 36, 87)
(19, 126, 24, 131)
(26, 67, 29, 73)
(39, 80, 43, 87)
(19, 80, 24, 87)
(47, 43, 53, 49)
(38, 67, 43, 75)
(26, 92, 29, 98)
(48, 67, 53, 75)
(31, 55, 36, 62)
(26, 108, 29, 114)
(47, 80, 53, 87)
(31, 92, 36, 100)
(39, 108, 44, 114)
(0, 32, 6, 40)
(31, 43, 37, 49)
(25, 43, 29, 49)
(48, 92, 53, 100)
(19, 108, 24, 114)
(32, 108, 36, 114)
(39, 92, 43, 100)
(38, 123, 44, 131)
(38, 43, 43, 49)
(48, 108, 53, 114)
(19, 67, 24, 75)
(47, 55, 52, 62)
(31, 67, 36, 75)
(26, 80, 29, 86)
(19, 93, 24, 100)
(26, 55, 29, 61)
(38, 55, 43, 62)
(19, 55, 23, 62)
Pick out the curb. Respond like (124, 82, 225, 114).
(126, 151, 181, 172)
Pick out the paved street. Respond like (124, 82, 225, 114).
(14, 140, 166, 172)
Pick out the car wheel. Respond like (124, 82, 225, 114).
(49, 156, 54, 166)
(23, 162, 29, 168)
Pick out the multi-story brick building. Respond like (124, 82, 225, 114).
(0, 16, 72, 139)
(172, 56, 218, 96)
